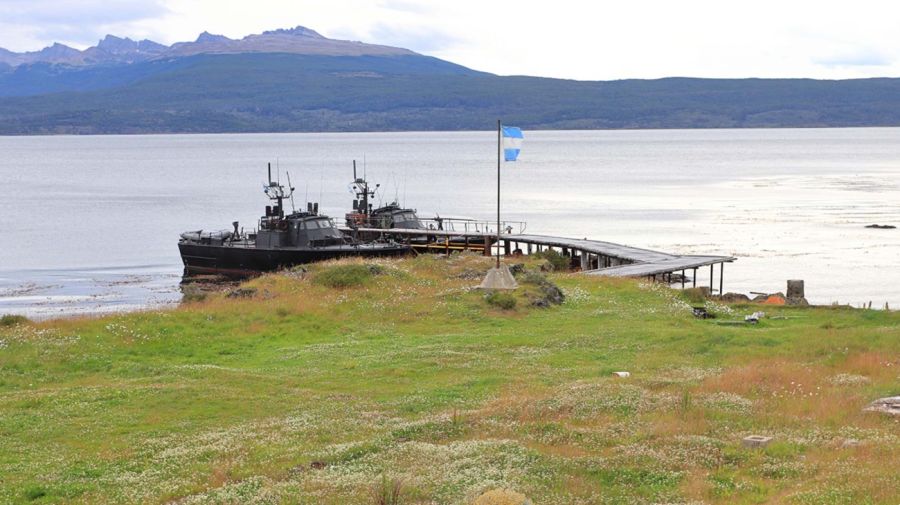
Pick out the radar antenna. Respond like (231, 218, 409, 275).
(262, 162, 293, 218)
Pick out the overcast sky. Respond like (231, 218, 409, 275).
(2, 0, 900, 80)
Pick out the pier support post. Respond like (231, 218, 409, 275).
(681, 270, 685, 289)
(527, 243, 533, 254)
(693, 268, 697, 288)
(719, 263, 724, 297)
(504, 241, 511, 256)
(483, 236, 492, 257)
(709, 264, 714, 294)
(580, 252, 588, 271)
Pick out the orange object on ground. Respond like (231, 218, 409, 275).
(763, 294, 786, 305)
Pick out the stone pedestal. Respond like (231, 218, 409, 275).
(742, 435, 773, 448)
(787, 280, 804, 299)
(786, 280, 809, 306)
(478, 264, 519, 290)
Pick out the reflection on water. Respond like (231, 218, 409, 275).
(0, 266, 181, 319)
(1, 128, 899, 317)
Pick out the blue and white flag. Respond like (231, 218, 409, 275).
(502, 126, 524, 162)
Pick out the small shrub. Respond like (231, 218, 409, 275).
(533, 249, 570, 271)
(680, 390, 693, 412)
(519, 270, 547, 285)
(682, 287, 708, 304)
(314, 264, 384, 288)
(520, 270, 565, 307)
(473, 489, 531, 505)
(275, 307, 290, 318)
(180, 287, 207, 303)
(0, 314, 29, 327)
(371, 476, 403, 505)
(485, 291, 517, 310)
(24, 485, 47, 501)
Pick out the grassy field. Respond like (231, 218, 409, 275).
(1, 254, 898, 504)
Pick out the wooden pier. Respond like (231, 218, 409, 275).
(342, 227, 736, 293)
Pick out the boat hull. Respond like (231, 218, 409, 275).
(178, 242, 411, 276)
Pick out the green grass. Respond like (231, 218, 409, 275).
(0, 253, 898, 504)
(312, 263, 387, 288)
(0, 314, 28, 327)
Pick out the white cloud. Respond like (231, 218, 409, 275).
(2, 0, 900, 79)
(0, 0, 168, 49)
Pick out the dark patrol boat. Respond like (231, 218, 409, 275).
(344, 161, 426, 233)
(178, 164, 410, 276)
(341, 162, 502, 254)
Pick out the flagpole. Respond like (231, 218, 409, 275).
(496, 119, 501, 269)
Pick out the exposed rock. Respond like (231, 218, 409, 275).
(195, 31, 232, 44)
(507, 263, 526, 276)
(531, 282, 565, 307)
(863, 396, 900, 416)
(752, 292, 787, 305)
(520, 271, 565, 307)
(720, 292, 751, 303)
(456, 269, 484, 280)
(226, 287, 257, 299)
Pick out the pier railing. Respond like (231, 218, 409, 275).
(419, 217, 527, 235)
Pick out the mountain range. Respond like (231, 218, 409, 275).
(3, 26, 900, 134)
(0, 27, 411, 68)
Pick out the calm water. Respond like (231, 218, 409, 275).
(1, 129, 899, 317)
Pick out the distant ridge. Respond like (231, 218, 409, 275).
(0, 25, 414, 67)
(4, 26, 900, 134)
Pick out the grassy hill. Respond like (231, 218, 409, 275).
(5, 53, 900, 134)
(1, 254, 898, 504)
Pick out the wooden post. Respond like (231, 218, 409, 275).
(504, 240, 511, 256)
(709, 264, 714, 293)
(527, 243, 533, 254)
(580, 252, 588, 271)
(693, 268, 697, 288)
(681, 269, 685, 289)
(483, 236, 492, 257)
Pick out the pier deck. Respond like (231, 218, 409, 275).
(343, 227, 735, 291)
